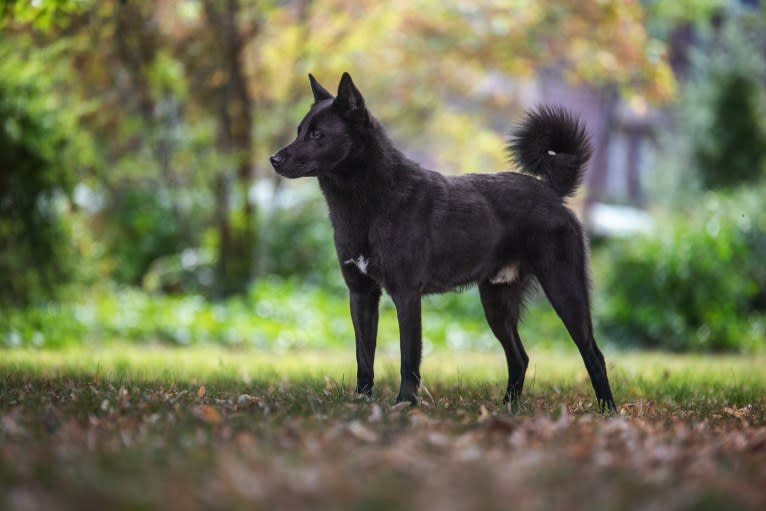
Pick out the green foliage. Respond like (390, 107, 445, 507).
(1, 277, 577, 353)
(647, 10, 766, 206)
(257, 185, 341, 292)
(598, 186, 766, 352)
(0, 43, 81, 307)
(1, 0, 678, 300)
(685, 15, 766, 190)
(99, 183, 199, 285)
(644, 0, 725, 27)
(695, 72, 766, 188)
(0, 0, 82, 30)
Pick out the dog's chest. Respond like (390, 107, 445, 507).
(344, 254, 370, 275)
(332, 218, 382, 280)
(322, 182, 401, 283)
(337, 236, 389, 284)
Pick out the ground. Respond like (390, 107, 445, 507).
(1, 346, 765, 510)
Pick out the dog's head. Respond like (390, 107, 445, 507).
(270, 72, 370, 178)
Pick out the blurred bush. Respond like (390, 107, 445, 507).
(695, 72, 766, 189)
(648, 10, 766, 207)
(0, 43, 83, 307)
(690, 20, 766, 189)
(598, 185, 766, 352)
(0, 278, 499, 352)
(256, 186, 342, 293)
(97, 182, 204, 286)
(142, 248, 216, 296)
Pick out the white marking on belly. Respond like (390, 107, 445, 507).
(344, 255, 369, 274)
(490, 262, 519, 284)
(547, 150, 557, 156)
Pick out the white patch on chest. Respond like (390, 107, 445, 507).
(489, 262, 519, 284)
(344, 255, 369, 274)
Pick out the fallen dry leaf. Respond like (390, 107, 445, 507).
(368, 404, 383, 423)
(193, 405, 223, 425)
(347, 420, 379, 443)
(116, 387, 131, 411)
(1, 413, 25, 437)
(747, 428, 766, 452)
(478, 405, 492, 423)
(486, 415, 516, 434)
(237, 394, 255, 406)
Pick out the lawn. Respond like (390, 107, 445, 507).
(1, 346, 765, 510)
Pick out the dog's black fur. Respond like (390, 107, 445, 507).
(271, 73, 616, 411)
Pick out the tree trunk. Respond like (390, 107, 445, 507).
(203, 0, 257, 297)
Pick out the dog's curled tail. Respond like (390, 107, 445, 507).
(507, 105, 592, 198)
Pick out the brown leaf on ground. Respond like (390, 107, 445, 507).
(347, 420, 379, 443)
(477, 404, 492, 423)
(3, 374, 766, 511)
(193, 405, 223, 425)
(368, 404, 383, 423)
(118, 386, 130, 409)
(485, 415, 517, 434)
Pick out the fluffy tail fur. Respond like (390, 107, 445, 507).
(507, 106, 592, 198)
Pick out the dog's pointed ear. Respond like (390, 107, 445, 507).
(334, 72, 368, 124)
(309, 73, 333, 102)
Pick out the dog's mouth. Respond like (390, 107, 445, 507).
(274, 163, 319, 179)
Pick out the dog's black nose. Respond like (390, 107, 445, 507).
(270, 154, 283, 169)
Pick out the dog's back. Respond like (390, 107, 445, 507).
(312, 105, 592, 295)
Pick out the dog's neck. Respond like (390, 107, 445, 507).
(317, 120, 413, 195)
(317, 123, 418, 256)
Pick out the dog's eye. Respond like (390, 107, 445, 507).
(310, 129, 322, 139)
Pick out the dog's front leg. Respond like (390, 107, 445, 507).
(392, 291, 422, 404)
(350, 288, 381, 396)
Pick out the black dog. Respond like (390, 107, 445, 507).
(271, 73, 616, 411)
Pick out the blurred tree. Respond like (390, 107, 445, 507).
(0, 43, 79, 306)
(62, 2, 204, 286)
(691, 12, 766, 189)
(1, 0, 676, 297)
(68, 0, 262, 295)
(402, 0, 675, 102)
(256, 0, 675, 172)
(696, 72, 766, 188)
(198, 0, 258, 296)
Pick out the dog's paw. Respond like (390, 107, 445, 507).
(355, 383, 373, 397)
(599, 397, 618, 414)
(395, 392, 419, 406)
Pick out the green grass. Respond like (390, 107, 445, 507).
(1, 345, 764, 405)
(1, 346, 765, 510)
(1, 279, 579, 351)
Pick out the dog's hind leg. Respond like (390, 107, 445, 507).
(479, 280, 530, 406)
(533, 229, 616, 412)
